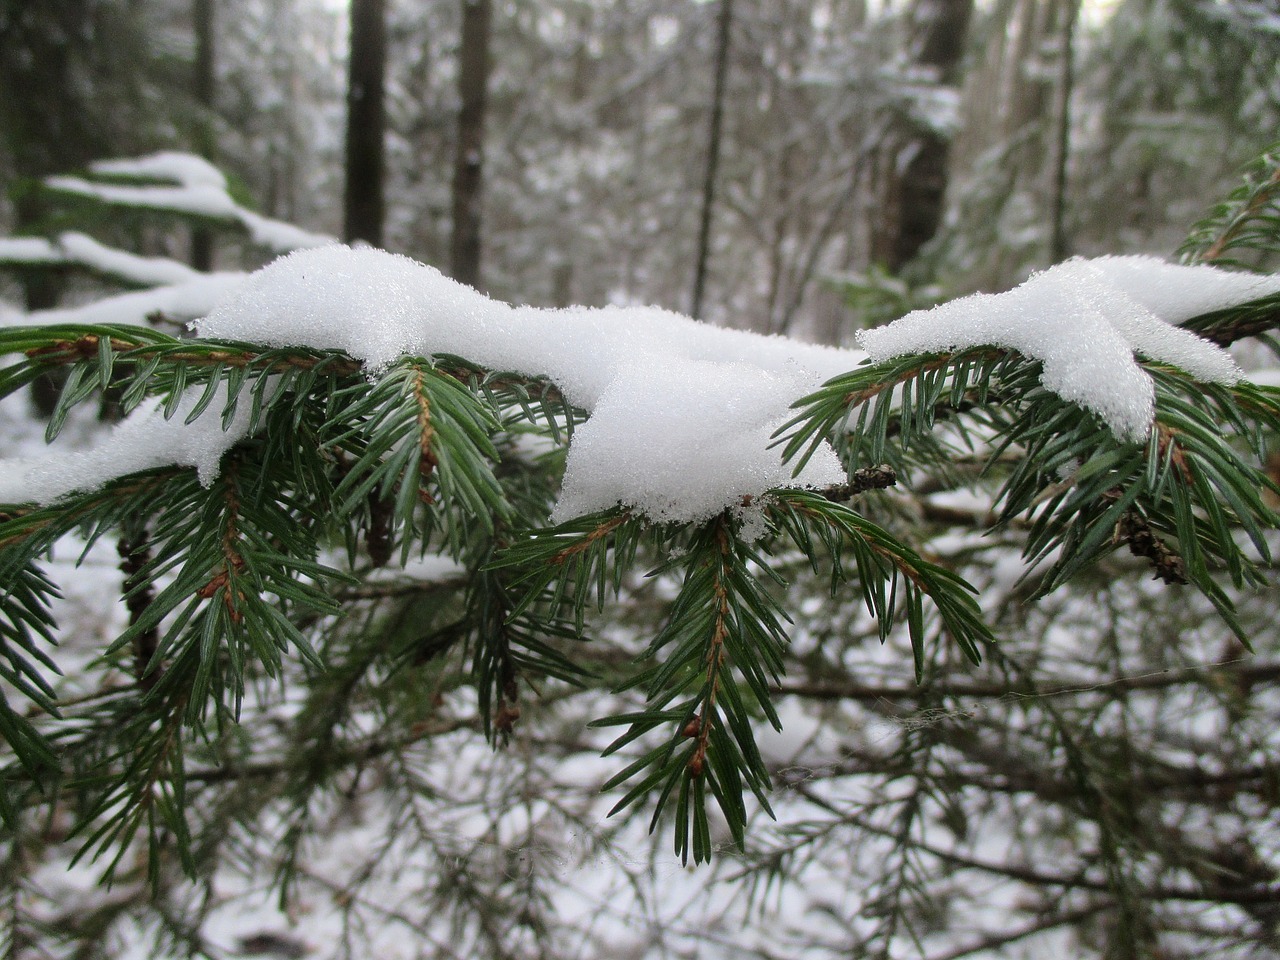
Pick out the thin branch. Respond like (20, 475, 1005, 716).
(929, 903, 1109, 960)
(775, 658, 1280, 702)
(796, 785, 1280, 906)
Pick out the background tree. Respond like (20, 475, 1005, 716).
(345, 0, 387, 246)
(869, 0, 973, 274)
(189, 0, 218, 271)
(450, 0, 493, 288)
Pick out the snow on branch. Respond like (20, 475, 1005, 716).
(3, 247, 1277, 525)
(0, 231, 203, 288)
(199, 246, 860, 523)
(859, 256, 1277, 442)
(44, 152, 334, 254)
(16, 272, 247, 329)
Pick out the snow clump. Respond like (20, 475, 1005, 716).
(199, 245, 858, 523)
(4, 248, 1278, 522)
(858, 256, 1276, 442)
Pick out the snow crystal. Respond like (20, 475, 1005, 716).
(858, 256, 1268, 442)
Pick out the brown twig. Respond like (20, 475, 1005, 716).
(117, 524, 161, 691)
(822, 464, 897, 501)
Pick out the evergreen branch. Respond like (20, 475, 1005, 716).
(767, 490, 992, 677)
(331, 358, 511, 558)
(117, 519, 162, 690)
(782, 341, 1280, 644)
(820, 463, 898, 500)
(1175, 293, 1280, 348)
(458, 360, 583, 445)
(1182, 143, 1280, 267)
(774, 658, 1280, 701)
(776, 348, 1012, 475)
(593, 514, 786, 864)
(493, 509, 644, 630)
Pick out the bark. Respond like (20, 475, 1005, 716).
(450, 0, 493, 289)
(344, 0, 387, 246)
(0, 2, 125, 413)
(690, 0, 734, 320)
(191, 0, 216, 270)
(1048, 0, 1079, 263)
(874, 0, 974, 273)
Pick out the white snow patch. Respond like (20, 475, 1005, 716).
(61, 232, 203, 286)
(0, 233, 202, 288)
(45, 152, 333, 254)
(197, 245, 857, 524)
(0, 237, 63, 264)
(17, 272, 247, 328)
(0, 246, 858, 521)
(91, 151, 229, 190)
(858, 256, 1269, 442)
(0, 383, 254, 504)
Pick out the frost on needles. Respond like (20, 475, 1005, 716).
(1, 246, 1277, 520)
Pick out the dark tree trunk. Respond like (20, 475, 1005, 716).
(450, 0, 493, 289)
(874, 0, 973, 273)
(0, 2, 119, 413)
(1048, 0, 1080, 263)
(690, 0, 734, 321)
(191, 0, 216, 270)
(344, 0, 387, 247)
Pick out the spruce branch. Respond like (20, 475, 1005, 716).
(1182, 144, 1280, 268)
(594, 513, 785, 864)
(822, 464, 898, 500)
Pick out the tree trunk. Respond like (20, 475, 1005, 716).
(690, 0, 734, 321)
(1, 2, 124, 413)
(1048, 0, 1079, 263)
(450, 0, 493, 289)
(874, 0, 973, 273)
(344, 0, 387, 247)
(191, 0, 216, 270)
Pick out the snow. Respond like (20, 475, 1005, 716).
(16, 272, 247, 328)
(0, 383, 254, 504)
(197, 245, 860, 524)
(91, 151, 229, 190)
(3, 248, 1276, 524)
(44, 152, 334, 254)
(58, 231, 202, 286)
(0, 232, 202, 287)
(858, 256, 1272, 442)
(0, 237, 63, 264)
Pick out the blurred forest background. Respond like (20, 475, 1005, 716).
(4, 0, 1276, 336)
(2, 2, 1280, 959)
